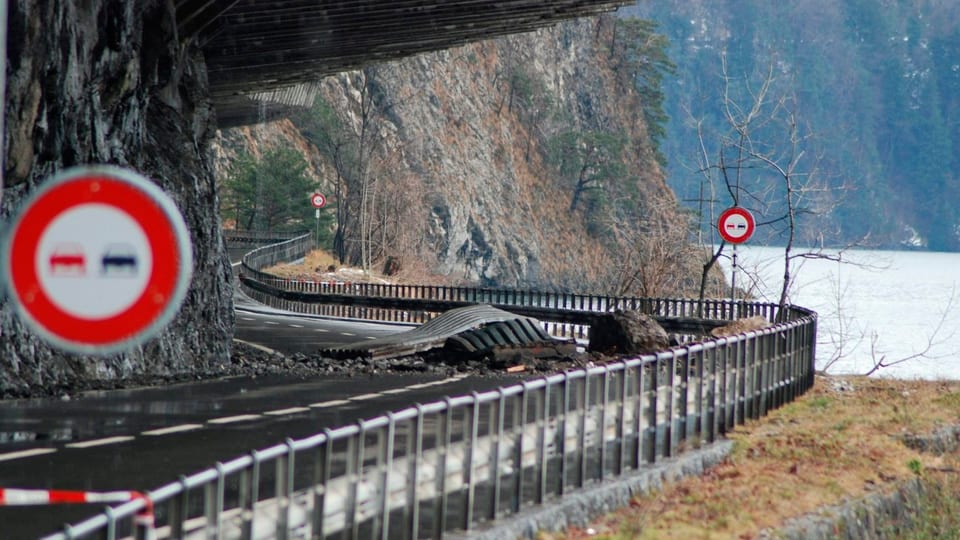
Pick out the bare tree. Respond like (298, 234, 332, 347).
(690, 52, 857, 318)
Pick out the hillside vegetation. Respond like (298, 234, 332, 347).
(627, 1, 960, 251)
(216, 15, 722, 298)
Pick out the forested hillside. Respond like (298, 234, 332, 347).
(626, 1, 960, 251)
(217, 16, 718, 296)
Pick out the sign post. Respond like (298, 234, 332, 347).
(0, 165, 193, 355)
(310, 192, 326, 245)
(717, 207, 756, 301)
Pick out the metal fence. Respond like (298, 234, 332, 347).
(48, 311, 816, 539)
(237, 234, 788, 339)
(47, 235, 817, 539)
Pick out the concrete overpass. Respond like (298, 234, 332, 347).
(174, 0, 631, 127)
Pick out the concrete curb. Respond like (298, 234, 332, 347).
(452, 439, 736, 540)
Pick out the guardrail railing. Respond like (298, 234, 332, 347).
(49, 234, 818, 540)
(48, 308, 816, 539)
(223, 229, 309, 246)
(237, 235, 788, 338)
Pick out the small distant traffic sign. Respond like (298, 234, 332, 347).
(717, 206, 756, 244)
(0, 165, 193, 355)
(310, 192, 327, 209)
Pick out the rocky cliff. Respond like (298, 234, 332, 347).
(0, 6, 699, 397)
(219, 15, 699, 294)
(0, 1, 232, 396)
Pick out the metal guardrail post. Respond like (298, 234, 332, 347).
(463, 394, 481, 531)
(536, 383, 550, 504)
(599, 369, 610, 480)
(379, 413, 397, 540)
(409, 405, 425, 540)
(557, 373, 570, 495)
(434, 398, 454, 539)
(490, 389, 505, 521)
(578, 371, 590, 484)
(312, 431, 330, 539)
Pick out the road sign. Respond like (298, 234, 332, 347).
(718, 206, 756, 244)
(310, 192, 326, 208)
(1, 165, 193, 355)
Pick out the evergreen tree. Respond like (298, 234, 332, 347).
(221, 147, 319, 233)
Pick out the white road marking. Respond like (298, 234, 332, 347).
(340, 332, 356, 336)
(240, 317, 256, 321)
(264, 407, 311, 416)
(209, 414, 262, 425)
(381, 388, 408, 395)
(349, 393, 381, 401)
(310, 399, 350, 408)
(66, 436, 135, 449)
(265, 321, 280, 325)
(232, 338, 280, 355)
(314, 328, 329, 333)
(366, 336, 378, 340)
(288, 324, 304, 328)
(141, 424, 204, 436)
(0, 448, 57, 462)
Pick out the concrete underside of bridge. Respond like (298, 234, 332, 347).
(175, 0, 631, 127)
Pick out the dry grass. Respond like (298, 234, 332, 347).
(550, 375, 960, 539)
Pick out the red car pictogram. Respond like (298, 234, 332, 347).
(48, 244, 86, 275)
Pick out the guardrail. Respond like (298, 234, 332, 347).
(237, 236, 780, 339)
(47, 235, 817, 539)
(49, 309, 816, 539)
(223, 229, 309, 246)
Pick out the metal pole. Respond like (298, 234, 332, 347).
(730, 244, 738, 301)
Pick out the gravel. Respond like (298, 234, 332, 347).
(1, 340, 608, 401)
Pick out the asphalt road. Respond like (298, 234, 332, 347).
(0, 251, 519, 538)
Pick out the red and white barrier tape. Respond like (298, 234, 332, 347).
(0, 488, 154, 529)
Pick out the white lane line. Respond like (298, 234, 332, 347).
(288, 324, 304, 328)
(232, 338, 280, 355)
(349, 393, 382, 401)
(314, 329, 329, 333)
(381, 388, 408, 395)
(240, 317, 256, 321)
(310, 399, 350, 408)
(340, 332, 356, 336)
(66, 436, 135, 449)
(264, 407, 311, 416)
(0, 448, 57, 462)
(265, 321, 280, 325)
(209, 414, 262, 425)
(141, 424, 204, 436)
(366, 336, 378, 340)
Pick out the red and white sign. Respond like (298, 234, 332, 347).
(1, 165, 193, 354)
(310, 192, 327, 209)
(717, 206, 756, 244)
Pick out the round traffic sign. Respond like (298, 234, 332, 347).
(1, 165, 193, 354)
(310, 192, 326, 209)
(717, 206, 756, 244)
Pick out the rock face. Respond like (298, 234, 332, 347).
(217, 16, 687, 293)
(0, 1, 233, 396)
(587, 310, 670, 355)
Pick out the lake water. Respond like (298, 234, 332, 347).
(719, 246, 960, 380)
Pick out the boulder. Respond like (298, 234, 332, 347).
(588, 310, 670, 355)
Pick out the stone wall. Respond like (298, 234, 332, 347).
(0, 1, 233, 396)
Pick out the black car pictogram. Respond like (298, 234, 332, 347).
(100, 244, 138, 275)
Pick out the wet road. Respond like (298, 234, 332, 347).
(0, 371, 518, 538)
(0, 251, 515, 537)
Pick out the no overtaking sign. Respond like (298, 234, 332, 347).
(1, 166, 193, 355)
